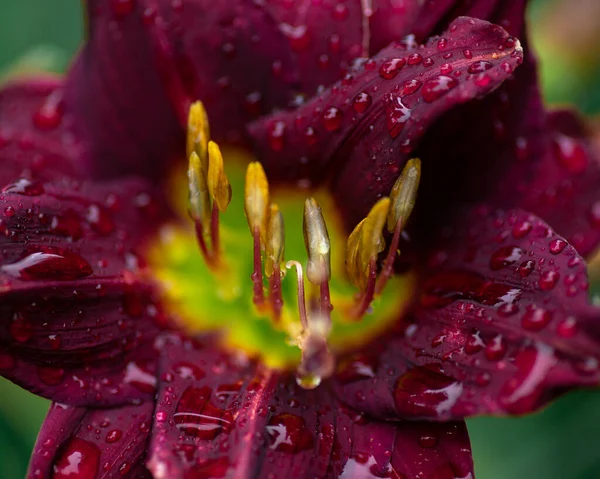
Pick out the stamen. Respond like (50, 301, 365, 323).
(352, 198, 390, 317)
(187, 101, 210, 161)
(286, 260, 308, 330)
(303, 198, 331, 286)
(207, 141, 232, 213)
(187, 151, 213, 264)
(266, 204, 285, 320)
(387, 158, 421, 233)
(377, 158, 421, 293)
(244, 162, 270, 242)
(345, 198, 390, 290)
(245, 162, 270, 307)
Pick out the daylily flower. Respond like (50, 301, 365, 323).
(1, 0, 600, 477)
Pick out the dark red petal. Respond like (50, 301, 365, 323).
(494, 110, 600, 257)
(0, 175, 166, 406)
(0, 79, 79, 185)
(65, 1, 184, 181)
(147, 333, 474, 478)
(27, 401, 153, 479)
(335, 208, 600, 420)
(249, 17, 524, 228)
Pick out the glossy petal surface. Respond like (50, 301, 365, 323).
(28, 401, 153, 479)
(335, 208, 600, 420)
(0, 174, 165, 406)
(0, 79, 79, 185)
(147, 334, 474, 478)
(249, 17, 524, 228)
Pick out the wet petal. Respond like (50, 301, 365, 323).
(147, 333, 474, 478)
(27, 401, 153, 479)
(0, 79, 79, 185)
(0, 175, 166, 406)
(335, 208, 600, 420)
(495, 110, 600, 257)
(249, 16, 524, 228)
(65, 0, 185, 181)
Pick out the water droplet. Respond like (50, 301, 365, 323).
(512, 220, 532, 239)
(352, 92, 372, 113)
(400, 79, 422, 96)
(322, 106, 343, 132)
(332, 3, 349, 20)
(336, 355, 378, 384)
(437, 38, 448, 50)
(172, 362, 205, 381)
(554, 135, 588, 174)
(86, 205, 115, 236)
(266, 413, 314, 453)
(484, 335, 507, 361)
(379, 58, 406, 80)
(538, 270, 559, 291)
(105, 429, 122, 443)
(467, 61, 493, 74)
(463, 49, 473, 59)
(421, 76, 457, 103)
(490, 246, 522, 271)
(385, 94, 411, 138)
(395, 366, 462, 417)
(280, 23, 310, 52)
(522, 307, 552, 331)
(9, 312, 33, 342)
(33, 93, 64, 130)
(418, 434, 438, 448)
(37, 366, 65, 386)
(175, 386, 232, 439)
(4, 205, 15, 217)
(557, 317, 578, 338)
(52, 437, 100, 479)
(440, 63, 453, 74)
(50, 210, 83, 240)
(2, 178, 44, 196)
(407, 53, 422, 65)
(123, 362, 156, 393)
(549, 239, 567, 254)
(518, 260, 535, 277)
(1, 247, 93, 281)
(268, 121, 286, 152)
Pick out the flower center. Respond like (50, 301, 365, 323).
(146, 102, 420, 389)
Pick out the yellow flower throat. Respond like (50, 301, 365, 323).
(146, 102, 419, 389)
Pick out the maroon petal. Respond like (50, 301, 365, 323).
(0, 79, 80, 185)
(147, 333, 474, 478)
(65, 1, 184, 181)
(249, 16, 524, 228)
(27, 401, 153, 479)
(335, 208, 600, 420)
(492, 110, 600, 257)
(0, 175, 166, 406)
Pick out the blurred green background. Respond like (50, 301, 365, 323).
(1, 1, 600, 478)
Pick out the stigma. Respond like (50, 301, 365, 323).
(155, 101, 420, 389)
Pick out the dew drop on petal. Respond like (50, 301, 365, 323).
(421, 76, 457, 103)
(52, 437, 100, 479)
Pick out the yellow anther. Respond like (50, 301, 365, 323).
(207, 141, 232, 212)
(244, 162, 270, 241)
(265, 204, 285, 277)
(346, 198, 390, 289)
(345, 218, 366, 288)
(187, 101, 210, 161)
(388, 158, 421, 232)
(303, 198, 331, 285)
(187, 151, 211, 228)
